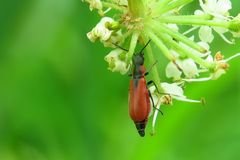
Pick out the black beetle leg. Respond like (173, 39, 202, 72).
(148, 90, 163, 116)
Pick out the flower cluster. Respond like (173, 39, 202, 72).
(83, 0, 240, 133)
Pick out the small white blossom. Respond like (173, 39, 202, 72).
(87, 17, 114, 42)
(166, 61, 182, 80)
(181, 59, 199, 78)
(198, 26, 214, 43)
(150, 82, 202, 133)
(104, 49, 129, 74)
(87, 17, 123, 47)
(195, 0, 232, 43)
(166, 58, 199, 80)
(167, 24, 179, 32)
(199, 0, 231, 19)
(83, 0, 103, 14)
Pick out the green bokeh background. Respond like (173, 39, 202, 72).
(0, 1, 240, 160)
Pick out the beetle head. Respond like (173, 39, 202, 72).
(132, 53, 144, 66)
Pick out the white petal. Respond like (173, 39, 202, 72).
(181, 59, 199, 78)
(161, 83, 185, 98)
(197, 41, 209, 51)
(205, 55, 214, 63)
(166, 61, 182, 80)
(87, 17, 115, 43)
(88, 0, 103, 11)
(194, 10, 204, 15)
(199, 26, 214, 43)
(167, 24, 179, 32)
(104, 49, 129, 74)
(216, 0, 232, 15)
(203, 0, 218, 13)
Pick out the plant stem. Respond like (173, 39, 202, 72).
(127, 31, 139, 62)
(128, 0, 145, 17)
(150, 20, 207, 53)
(149, 26, 214, 69)
(159, 15, 230, 28)
(153, 0, 193, 15)
(146, 29, 175, 61)
(142, 35, 164, 92)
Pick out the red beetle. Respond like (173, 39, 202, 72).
(128, 40, 162, 137)
(114, 40, 162, 137)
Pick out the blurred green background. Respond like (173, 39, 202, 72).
(0, 0, 240, 160)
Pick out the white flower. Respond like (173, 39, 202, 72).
(167, 24, 179, 32)
(182, 52, 239, 82)
(87, 17, 123, 47)
(150, 82, 202, 133)
(199, 0, 231, 17)
(180, 59, 199, 78)
(83, 0, 103, 12)
(198, 26, 214, 43)
(166, 58, 199, 79)
(87, 17, 114, 42)
(104, 49, 129, 74)
(166, 61, 182, 80)
(195, 0, 232, 43)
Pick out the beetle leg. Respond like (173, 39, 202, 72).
(144, 60, 158, 76)
(128, 73, 133, 77)
(147, 80, 160, 93)
(148, 90, 163, 115)
(147, 80, 172, 97)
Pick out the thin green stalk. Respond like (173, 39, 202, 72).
(142, 35, 164, 92)
(153, 0, 193, 15)
(127, 31, 139, 62)
(149, 26, 213, 69)
(158, 14, 212, 20)
(150, 20, 207, 53)
(128, 0, 145, 17)
(146, 30, 175, 61)
(154, 0, 172, 11)
(159, 15, 230, 28)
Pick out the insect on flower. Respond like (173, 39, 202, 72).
(117, 40, 163, 137)
(84, 0, 240, 136)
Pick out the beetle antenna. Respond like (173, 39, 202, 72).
(139, 40, 151, 54)
(112, 43, 129, 52)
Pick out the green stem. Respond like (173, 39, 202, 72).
(159, 15, 230, 28)
(153, 0, 193, 15)
(149, 27, 214, 69)
(142, 35, 164, 92)
(127, 31, 139, 63)
(128, 0, 145, 17)
(146, 29, 175, 61)
(150, 20, 207, 53)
